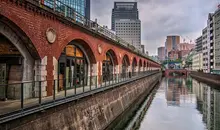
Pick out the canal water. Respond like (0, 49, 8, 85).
(111, 77, 220, 130)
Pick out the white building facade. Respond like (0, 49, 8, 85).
(192, 52, 203, 71)
(213, 9, 220, 74)
(207, 13, 215, 73)
(115, 19, 141, 50)
(202, 27, 209, 73)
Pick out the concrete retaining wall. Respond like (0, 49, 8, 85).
(190, 71, 220, 86)
(1, 72, 161, 130)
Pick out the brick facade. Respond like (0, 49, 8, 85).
(0, 0, 160, 96)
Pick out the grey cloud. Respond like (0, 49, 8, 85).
(91, 0, 217, 55)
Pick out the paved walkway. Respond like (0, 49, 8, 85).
(0, 79, 128, 116)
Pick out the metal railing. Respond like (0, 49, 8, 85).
(0, 70, 159, 123)
(34, 0, 156, 63)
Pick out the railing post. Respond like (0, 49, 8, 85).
(39, 81, 41, 105)
(65, 78, 67, 97)
(90, 76, 92, 90)
(53, 80, 56, 101)
(95, 76, 97, 89)
(21, 83, 24, 110)
(105, 75, 106, 87)
(118, 73, 119, 83)
(74, 78, 76, 95)
(109, 74, 110, 85)
(83, 76, 85, 93)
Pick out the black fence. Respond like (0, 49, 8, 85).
(0, 70, 159, 123)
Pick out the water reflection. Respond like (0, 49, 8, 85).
(192, 79, 220, 130)
(137, 77, 220, 130)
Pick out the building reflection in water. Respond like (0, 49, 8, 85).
(165, 77, 195, 107)
(165, 77, 220, 130)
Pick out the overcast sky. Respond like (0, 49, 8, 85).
(91, 0, 218, 55)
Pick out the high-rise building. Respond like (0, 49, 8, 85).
(165, 35, 180, 57)
(158, 47, 165, 61)
(115, 19, 141, 49)
(202, 6, 220, 74)
(46, 0, 90, 19)
(85, 0, 90, 19)
(111, 2, 139, 31)
(202, 27, 209, 73)
(112, 2, 141, 50)
(213, 8, 220, 74)
(207, 13, 214, 73)
(195, 36, 203, 53)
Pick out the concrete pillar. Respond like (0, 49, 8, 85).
(90, 63, 97, 86)
(53, 57, 58, 94)
(34, 56, 47, 97)
(97, 61, 102, 86)
(115, 65, 119, 80)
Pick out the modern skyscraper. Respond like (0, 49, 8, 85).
(158, 47, 165, 61)
(112, 2, 141, 50)
(85, 0, 90, 19)
(45, 0, 90, 19)
(165, 35, 180, 57)
(115, 19, 141, 49)
(111, 2, 139, 31)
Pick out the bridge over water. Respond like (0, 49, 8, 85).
(165, 69, 188, 77)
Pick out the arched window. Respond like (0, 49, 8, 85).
(102, 52, 113, 82)
(132, 58, 137, 76)
(58, 44, 88, 91)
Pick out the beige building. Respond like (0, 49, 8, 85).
(158, 47, 165, 61)
(192, 52, 203, 71)
(178, 43, 195, 51)
(165, 35, 180, 56)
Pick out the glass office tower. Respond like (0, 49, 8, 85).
(45, 0, 90, 19)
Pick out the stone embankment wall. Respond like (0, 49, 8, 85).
(190, 71, 220, 86)
(2, 73, 161, 130)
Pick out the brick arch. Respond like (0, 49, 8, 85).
(105, 49, 119, 65)
(122, 54, 130, 66)
(0, 16, 41, 83)
(139, 59, 143, 67)
(0, 14, 40, 59)
(132, 57, 137, 66)
(58, 37, 97, 64)
(144, 60, 146, 67)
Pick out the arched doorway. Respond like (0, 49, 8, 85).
(139, 59, 142, 73)
(122, 54, 130, 78)
(132, 58, 137, 76)
(144, 61, 146, 71)
(0, 34, 23, 99)
(58, 44, 88, 91)
(102, 51, 113, 82)
(0, 19, 38, 100)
